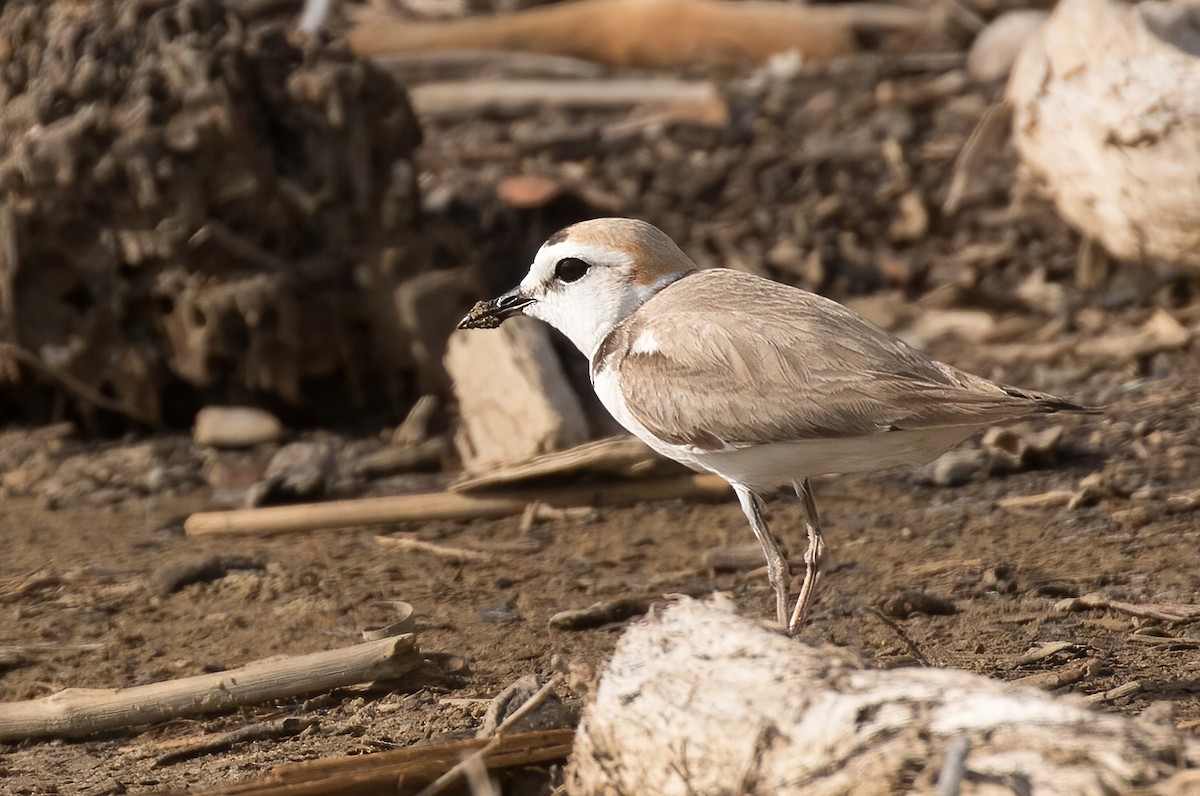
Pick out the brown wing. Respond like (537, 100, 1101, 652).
(602, 270, 1080, 451)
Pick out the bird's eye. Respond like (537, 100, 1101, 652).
(554, 257, 590, 283)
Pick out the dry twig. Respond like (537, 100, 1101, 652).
(409, 78, 724, 118)
(1085, 681, 1143, 704)
(0, 635, 420, 742)
(374, 534, 493, 562)
(185, 474, 730, 537)
(416, 674, 564, 796)
(1056, 593, 1200, 625)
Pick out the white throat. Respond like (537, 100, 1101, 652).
(524, 271, 687, 363)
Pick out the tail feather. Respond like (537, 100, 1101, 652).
(1000, 385, 1103, 415)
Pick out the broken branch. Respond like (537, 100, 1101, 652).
(184, 474, 731, 537)
(0, 635, 420, 742)
(195, 729, 574, 795)
(408, 78, 723, 117)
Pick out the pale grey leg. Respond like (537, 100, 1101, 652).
(733, 484, 790, 627)
(788, 477, 826, 634)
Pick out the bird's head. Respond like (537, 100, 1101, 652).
(457, 218, 696, 359)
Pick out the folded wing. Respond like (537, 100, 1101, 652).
(603, 270, 1080, 453)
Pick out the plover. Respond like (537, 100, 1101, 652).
(458, 218, 1094, 634)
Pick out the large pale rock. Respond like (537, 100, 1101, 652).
(568, 597, 1200, 795)
(445, 319, 589, 473)
(966, 10, 1048, 83)
(193, 406, 283, 449)
(1007, 0, 1200, 271)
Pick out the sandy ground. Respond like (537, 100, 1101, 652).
(3, 1, 1200, 791)
(1, 326, 1198, 792)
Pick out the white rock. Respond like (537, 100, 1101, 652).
(1007, 0, 1200, 271)
(966, 10, 1048, 83)
(446, 318, 589, 473)
(193, 406, 283, 449)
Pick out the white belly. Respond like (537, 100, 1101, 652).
(690, 425, 978, 491)
(592, 365, 978, 491)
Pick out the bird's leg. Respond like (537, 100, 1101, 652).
(734, 485, 790, 627)
(788, 477, 826, 634)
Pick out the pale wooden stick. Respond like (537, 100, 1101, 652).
(1084, 680, 1143, 704)
(1013, 659, 1096, 691)
(346, 0, 925, 67)
(0, 635, 419, 742)
(451, 435, 671, 492)
(372, 50, 607, 81)
(392, 394, 440, 446)
(354, 437, 449, 478)
(943, 101, 1013, 214)
(187, 492, 529, 536)
(1058, 593, 1200, 624)
(185, 474, 731, 537)
(374, 534, 493, 562)
(408, 78, 721, 117)
(996, 489, 1074, 512)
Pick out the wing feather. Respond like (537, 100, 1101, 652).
(603, 270, 1075, 451)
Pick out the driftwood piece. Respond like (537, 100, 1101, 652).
(409, 78, 724, 118)
(1007, 0, 1200, 271)
(568, 597, 1200, 795)
(0, 635, 420, 742)
(392, 395, 440, 447)
(347, 0, 928, 69)
(451, 435, 681, 492)
(184, 474, 731, 536)
(1057, 592, 1200, 625)
(196, 728, 575, 796)
(355, 438, 449, 478)
(0, 0, 424, 421)
(374, 534, 493, 562)
(373, 50, 608, 83)
(445, 320, 589, 473)
(966, 10, 1049, 83)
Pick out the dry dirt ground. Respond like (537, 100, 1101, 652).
(4, 3, 1200, 792)
(1, 331, 1198, 793)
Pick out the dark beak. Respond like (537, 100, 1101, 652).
(457, 289, 536, 330)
